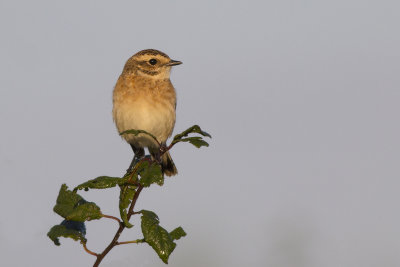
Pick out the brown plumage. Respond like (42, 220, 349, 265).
(112, 49, 182, 176)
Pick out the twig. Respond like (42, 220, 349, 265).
(127, 186, 143, 221)
(102, 214, 122, 224)
(92, 143, 161, 266)
(92, 185, 144, 267)
(160, 142, 175, 157)
(82, 242, 98, 257)
(116, 239, 144, 245)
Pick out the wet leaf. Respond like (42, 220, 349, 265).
(172, 125, 211, 142)
(138, 161, 164, 187)
(171, 125, 211, 148)
(66, 202, 102, 221)
(169, 227, 186, 241)
(47, 221, 87, 246)
(61, 220, 86, 235)
(74, 176, 123, 191)
(176, 136, 209, 148)
(53, 184, 102, 222)
(119, 185, 137, 228)
(140, 210, 176, 264)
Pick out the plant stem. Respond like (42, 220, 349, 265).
(102, 214, 122, 223)
(92, 185, 144, 267)
(92, 148, 159, 266)
(82, 242, 98, 257)
(127, 186, 143, 221)
(116, 239, 144, 245)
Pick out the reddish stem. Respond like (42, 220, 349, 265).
(92, 185, 144, 267)
(102, 214, 122, 224)
(83, 242, 98, 257)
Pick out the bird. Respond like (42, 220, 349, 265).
(112, 49, 182, 176)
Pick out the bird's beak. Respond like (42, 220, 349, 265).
(166, 60, 182, 66)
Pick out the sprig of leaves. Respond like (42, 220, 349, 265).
(74, 176, 125, 191)
(48, 125, 210, 266)
(48, 185, 101, 246)
(137, 161, 164, 187)
(140, 210, 186, 264)
(170, 125, 211, 148)
(48, 220, 87, 246)
(53, 184, 102, 222)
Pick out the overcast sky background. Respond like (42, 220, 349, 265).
(1, 0, 400, 266)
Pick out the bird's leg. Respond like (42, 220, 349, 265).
(149, 147, 162, 165)
(126, 145, 145, 174)
(159, 142, 168, 156)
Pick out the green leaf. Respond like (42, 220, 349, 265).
(74, 176, 124, 191)
(140, 210, 176, 264)
(138, 161, 164, 187)
(169, 227, 186, 241)
(53, 184, 102, 222)
(47, 222, 87, 246)
(172, 125, 211, 142)
(61, 220, 86, 235)
(66, 202, 102, 221)
(120, 129, 159, 144)
(171, 125, 211, 147)
(177, 136, 209, 148)
(119, 185, 137, 228)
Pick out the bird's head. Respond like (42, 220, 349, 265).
(123, 49, 182, 79)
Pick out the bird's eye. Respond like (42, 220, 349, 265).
(149, 59, 157, 65)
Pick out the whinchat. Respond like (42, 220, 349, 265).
(112, 49, 181, 176)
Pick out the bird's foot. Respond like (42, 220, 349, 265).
(159, 144, 168, 155)
(126, 155, 144, 175)
(152, 153, 162, 165)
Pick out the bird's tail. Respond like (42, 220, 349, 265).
(161, 151, 178, 176)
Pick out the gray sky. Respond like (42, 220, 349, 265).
(1, 0, 400, 266)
